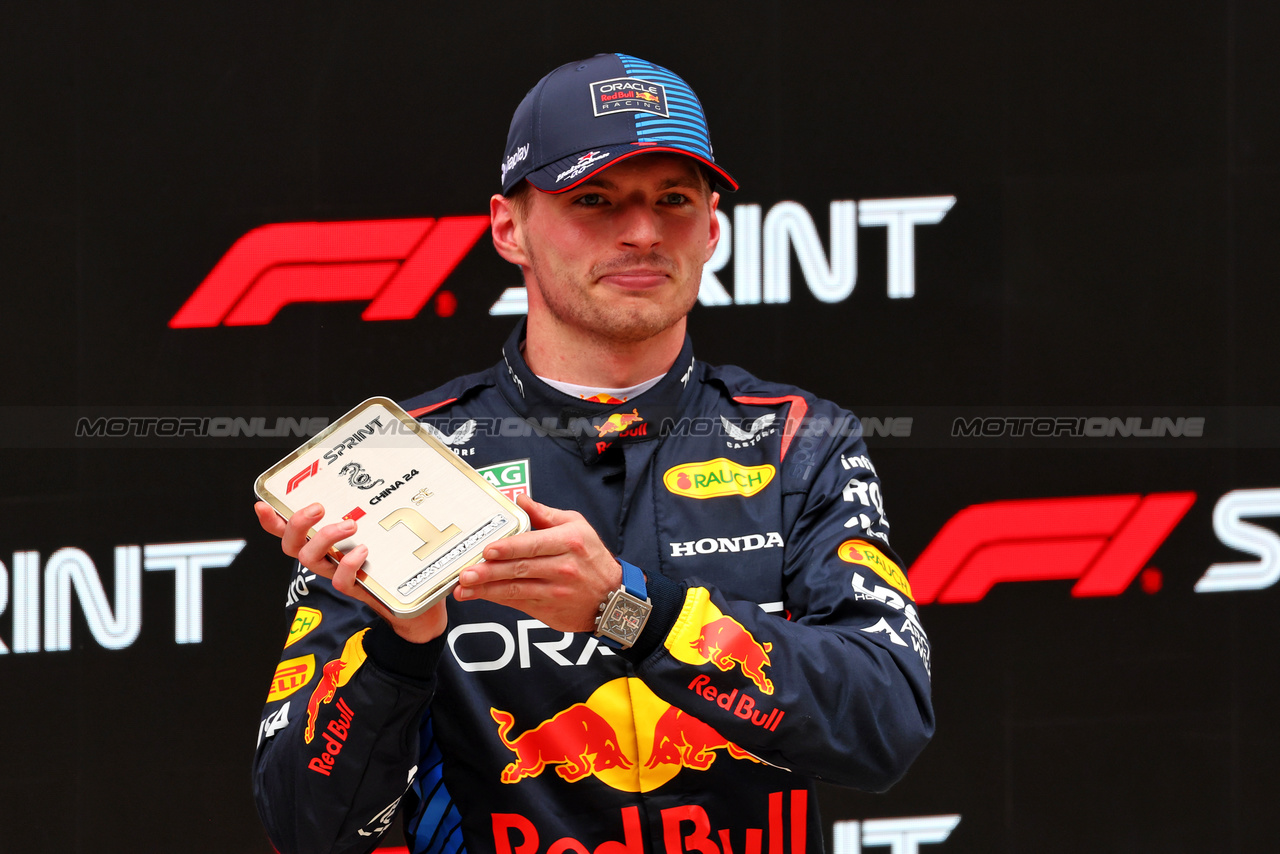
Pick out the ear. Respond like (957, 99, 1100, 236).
(490, 194, 529, 268)
(704, 191, 722, 263)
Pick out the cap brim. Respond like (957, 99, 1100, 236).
(524, 143, 738, 194)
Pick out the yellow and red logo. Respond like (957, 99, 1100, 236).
(666, 589, 775, 694)
(663, 458, 775, 499)
(284, 606, 322, 649)
(267, 654, 315, 702)
(595, 408, 643, 438)
(304, 628, 368, 743)
(838, 540, 912, 599)
(491, 677, 758, 793)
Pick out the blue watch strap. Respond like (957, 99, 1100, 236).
(618, 559, 647, 599)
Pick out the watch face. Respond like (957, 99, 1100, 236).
(599, 592, 652, 645)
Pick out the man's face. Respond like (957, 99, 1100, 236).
(497, 153, 721, 345)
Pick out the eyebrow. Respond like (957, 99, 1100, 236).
(577, 173, 701, 192)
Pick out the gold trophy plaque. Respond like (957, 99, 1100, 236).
(255, 397, 529, 617)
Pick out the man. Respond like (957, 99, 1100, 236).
(253, 53, 933, 854)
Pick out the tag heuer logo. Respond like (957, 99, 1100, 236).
(478, 459, 530, 502)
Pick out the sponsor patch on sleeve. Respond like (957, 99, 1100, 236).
(665, 589, 774, 695)
(267, 654, 316, 702)
(837, 540, 912, 599)
(284, 606, 323, 649)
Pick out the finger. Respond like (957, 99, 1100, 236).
(296, 516, 357, 569)
(454, 572, 555, 603)
(280, 503, 326, 557)
(482, 526, 582, 562)
(329, 545, 371, 600)
(452, 575, 593, 632)
(460, 552, 562, 588)
(517, 493, 580, 530)
(254, 501, 287, 537)
(459, 556, 527, 590)
(328, 546, 397, 617)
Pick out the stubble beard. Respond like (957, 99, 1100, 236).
(526, 246, 701, 345)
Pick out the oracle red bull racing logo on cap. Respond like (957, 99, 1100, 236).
(663, 458, 776, 499)
(665, 589, 775, 695)
(491, 678, 757, 792)
(590, 77, 670, 117)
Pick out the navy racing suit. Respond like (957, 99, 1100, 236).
(252, 322, 933, 854)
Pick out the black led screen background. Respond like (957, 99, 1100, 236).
(3, 2, 1279, 852)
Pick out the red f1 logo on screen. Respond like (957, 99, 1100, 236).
(169, 217, 490, 328)
(910, 493, 1196, 604)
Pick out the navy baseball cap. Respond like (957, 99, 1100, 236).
(499, 53, 737, 196)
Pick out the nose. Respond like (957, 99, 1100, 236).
(615, 202, 661, 251)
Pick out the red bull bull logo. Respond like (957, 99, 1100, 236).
(304, 628, 368, 743)
(595, 409, 644, 438)
(491, 704, 633, 784)
(644, 706, 756, 771)
(490, 678, 758, 793)
(665, 590, 778, 696)
(688, 616, 774, 695)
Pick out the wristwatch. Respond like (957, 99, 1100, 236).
(593, 559, 651, 650)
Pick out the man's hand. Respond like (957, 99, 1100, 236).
(254, 501, 447, 644)
(456, 494, 622, 633)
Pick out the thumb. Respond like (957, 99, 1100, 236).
(517, 492, 572, 529)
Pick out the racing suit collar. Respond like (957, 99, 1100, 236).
(499, 320, 697, 465)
